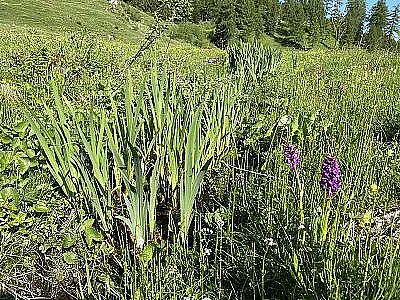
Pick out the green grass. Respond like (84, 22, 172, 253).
(1, 1, 400, 299)
(259, 33, 286, 49)
(0, 0, 150, 41)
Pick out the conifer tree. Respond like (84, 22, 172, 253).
(385, 5, 400, 44)
(303, 0, 328, 45)
(235, 0, 263, 41)
(213, 0, 263, 47)
(212, 0, 238, 48)
(191, 0, 216, 22)
(343, 0, 366, 46)
(366, 0, 389, 49)
(259, 0, 281, 34)
(280, 0, 308, 48)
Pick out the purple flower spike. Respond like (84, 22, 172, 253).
(320, 155, 342, 197)
(283, 142, 300, 171)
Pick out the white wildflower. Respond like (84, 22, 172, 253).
(216, 219, 225, 229)
(265, 238, 277, 247)
(136, 237, 145, 249)
(201, 227, 214, 235)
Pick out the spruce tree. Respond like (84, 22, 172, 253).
(303, 0, 328, 46)
(213, 0, 263, 47)
(212, 0, 238, 48)
(280, 0, 308, 48)
(366, 0, 389, 49)
(235, 0, 263, 41)
(343, 0, 366, 46)
(385, 4, 400, 47)
(259, 0, 281, 34)
(191, 0, 216, 22)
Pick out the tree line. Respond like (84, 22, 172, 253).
(125, 0, 400, 51)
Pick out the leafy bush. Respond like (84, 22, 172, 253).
(169, 22, 213, 47)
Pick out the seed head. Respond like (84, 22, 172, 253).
(320, 155, 342, 197)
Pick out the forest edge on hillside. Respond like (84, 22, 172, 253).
(127, 0, 399, 51)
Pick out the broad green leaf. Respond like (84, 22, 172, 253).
(25, 149, 36, 158)
(6, 198, 20, 211)
(100, 242, 114, 255)
(15, 156, 31, 175)
(1, 187, 19, 201)
(81, 219, 104, 247)
(29, 158, 38, 168)
(63, 251, 78, 264)
(33, 202, 49, 213)
(11, 138, 21, 150)
(9, 211, 26, 226)
(0, 151, 13, 172)
(361, 210, 373, 227)
(14, 121, 29, 134)
(0, 135, 12, 144)
(81, 219, 95, 231)
(140, 243, 156, 264)
(19, 178, 31, 188)
(277, 115, 291, 127)
(62, 234, 77, 249)
(85, 225, 104, 242)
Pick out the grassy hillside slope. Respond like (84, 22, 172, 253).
(0, 0, 224, 87)
(0, 0, 152, 41)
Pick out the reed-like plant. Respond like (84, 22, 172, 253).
(28, 66, 245, 253)
(26, 80, 79, 197)
(111, 69, 244, 241)
(228, 40, 282, 83)
(27, 81, 112, 233)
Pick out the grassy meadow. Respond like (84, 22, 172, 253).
(1, 1, 400, 299)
